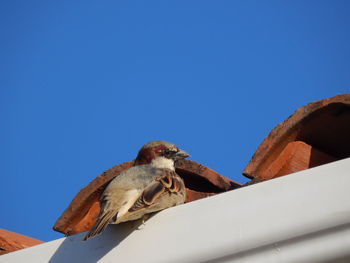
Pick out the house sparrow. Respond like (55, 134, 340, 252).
(83, 141, 189, 241)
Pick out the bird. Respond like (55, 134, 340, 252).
(83, 141, 190, 241)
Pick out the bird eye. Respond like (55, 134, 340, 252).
(163, 149, 170, 154)
(163, 148, 177, 155)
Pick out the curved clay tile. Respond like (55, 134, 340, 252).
(0, 229, 43, 255)
(243, 94, 350, 183)
(53, 159, 240, 236)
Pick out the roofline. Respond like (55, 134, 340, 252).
(2, 158, 350, 263)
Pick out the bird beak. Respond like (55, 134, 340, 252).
(175, 149, 190, 159)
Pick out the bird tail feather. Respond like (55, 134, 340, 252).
(83, 210, 116, 241)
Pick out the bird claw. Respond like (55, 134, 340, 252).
(136, 216, 147, 230)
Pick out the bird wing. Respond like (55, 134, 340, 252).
(83, 167, 183, 241)
(128, 169, 183, 212)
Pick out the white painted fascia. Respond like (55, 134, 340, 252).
(1, 158, 350, 263)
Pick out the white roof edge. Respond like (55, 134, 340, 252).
(2, 158, 350, 263)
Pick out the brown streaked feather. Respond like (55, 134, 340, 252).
(159, 175, 171, 188)
(128, 169, 182, 213)
(156, 170, 183, 194)
(169, 177, 182, 192)
(128, 181, 165, 212)
(143, 182, 165, 204)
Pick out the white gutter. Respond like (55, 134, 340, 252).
(2, 158, 350, 263)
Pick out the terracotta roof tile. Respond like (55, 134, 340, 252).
(243, 94, 350, 183)
(0, 229, 43, 255)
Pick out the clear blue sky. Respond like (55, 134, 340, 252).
(1, 1, 349, 242)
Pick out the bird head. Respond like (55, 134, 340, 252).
(134, 141, 190, 166)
